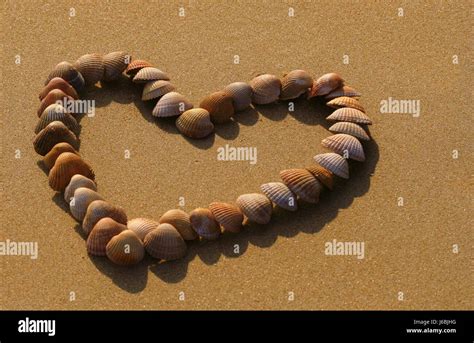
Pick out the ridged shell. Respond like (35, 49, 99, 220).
(37, 89, 74, 117)
(152, 92, 193, 117)
(324, 85, 361, 100)
(175, 108, 214, 139)
(279, 169, 322, 204)
(250, 74, 281, 105)
(236, 193, 272, 225)
(82, 200, 128, 236)
(39, 77, 79, 100)
(127, 218, 160, 242)
(48, 152, 94, 192)
(142, 80, 175, 101)
(144, 224, 187, 260)
(327, 96, 365, 112)
(326, 107, 372, 125)
(189, 208, 221, 240)
(159, 209, 198, 241)
(133, 67, 170, 83)
(314, 153, 349, 179)
(70, 187, 104, 221)
(260, 182, 297, 211)
(321, 134, 365, 162)
(35, 104, 79, 134)
(87, 217, 125, 256)
(33, 121, 78, 156)
(223, 82, 252, 111)
(106, 230, 145, 266)
(125, 59, 154, 76)
(329, 122, 370, 141)
(208, 202, 244, 233)
(308, 73, 344, 98)
(43, 142, 79, 170)
(102, 51, 130, 81)
(305, 164, 334, 190)
(73, 53, 104, 85)
(199, 91, 234, 124)
(64, 174, 97, 202)
(280, 70, 314, 100)
(45, 61, 85, 92)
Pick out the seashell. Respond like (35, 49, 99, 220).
(37, 89, 74, 117)
(314, 153, 349, 179)
(152, 91, 193, 117)
(236, 193, 272, 225)
(73, 53, 104, 86)
(64, 174, 97, 203)
(208, 202, 244, 233)
(327, 96, 365, 112)
(199, 91, 234, 124)
(159, 209, 198, 241)
(326, 107, 372, 125)
(142, 80, 175, 101)
(324, 85, 361, 100)
(189, 208, 221, 240)
(39, 77, 79, 100)
(45, 61, 85, 92)
(127, 218, 160, 242)
(250, 74, 281, 104)
(260, 182, 297, 211)
(87, 217, 125, 256)
(48, 152, 94, 192)
(125, 59, 154, 76)
(321, 134, 365, 162)
(279, 169, 322, 204)
(144, 223, 187, 260)
(35, 104, 79, 134)
(308, 73, 344, 98)
(70, 187, 104, 221)
(305, 164, 334, 190)
(280, 69, 314, 100)
(175, 108, 214, 139)
(33, 121, 78, 156)
(133, 67, 170, 83)
(102, 51, 130, 81)
(329, 122, 370, 141)
(82, 200, 128, 236)
(106, 230, 145, 266)
(43, 142, 79, 171)
(223, 82, 253, 111)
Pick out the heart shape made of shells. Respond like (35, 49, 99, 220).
(34, 51, 373, 266)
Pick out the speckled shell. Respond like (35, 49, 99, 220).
(236, 193, 272, 225)
(314, 153, 349, 179)
(74, 53, 104, 85)
(223, 82, 253, 111)
(199, 91, 234, 124)
(208, 202, 244, 233)
(159, 209, 198, 241)
(280, 169, 322, 204)
(305, 164, 334, 190)
(152, 92, 193, 117)
(308, 73, 344, 98)
(125, 59, 154, 76)
(280, 70, 313, 100)
(127, 218, 160, 242)
(70, 187, 104, 221)
(322, 134, 365, 162)
(260, 182, 297, 211)
(144, 224, 187, 260)
(102, 51, 130, 81)
(175, 108, 214, 139)
(324, 85, 361, 100)
(106, 230, 145, 266)
(45, 61, 85, 92)
(133, 67, 170, 83)
(142, 80, 175, 101)
(329, 122, 370, 141)
(64, 174, 97, 203)
(43, 142, 79, 170)
(189, 208, 221, 240)
(327, 96, 365, 112)
(39, 77, 79, 100)
(326, 107, 372, 125)
(87, 217, 125, 256)
(250, 74, 281, 104)
(33, 121, 78, 156)
(48, 152, 94, 192)
(35, 104, 79, 134)
(37, 89, 75, 117)
(82, 200, 128, 236)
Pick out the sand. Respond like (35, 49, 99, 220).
(0, 1, 472, 310)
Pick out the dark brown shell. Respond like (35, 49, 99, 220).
(208, 202, 244, 233)
(43, 142, 79, 170)
(73, 53, 104, 85)
(48, 152, 94, 192)
(280, 169, 322, 203)
(45, 61, 85, 92)
(35, 104, 79, 134)
(33, 121, 78, 156)
(82, 200, 128, 235)
(175, 108, 214, 139)
(144, 224, 187, 260)
(37, 89, 75, 117)
(305, 164, 334, 190)
(102, 51, 130, 81)
(308, 73, 344, 98)
(87, 217, 126, 256)
(199, 91, 234, 124)
(125, 59, 154, 76)
(39, 77, 79, 100)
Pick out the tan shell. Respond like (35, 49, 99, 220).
(236, 193, 272, 225)
(223, 82, 253, 111)
(314, 153, 349, 179)
(43, 142, 79, 170)
(208, 202, 244, 233)
(308, 73, 344, 98)
(159, 209, 198, 241)
(87, 217, 125, 256)
(73, 53, 104, 85)
(37, 89, 74, 117)
(82, 200, 128, 236)
(175, 108, 214, 139)
(35, 104, 79, 134)
(324, 85, 361, 100)
(48, 152, 94, 192)
(199, 91, 234, 124)
(189, 208, 221, 240)
(143, 224, 187, 260)
(329, 122, 370, 141)
(70, 187, 104, 221)
(152, 92, 193, 117)
(260, 182, 297, 211)
(102, 51, 130, 81)
(64, 174, 97, 203)
(280, 169, 322, 204)
(280, 70, 314, 100)
(305, 164, 334, 190)
(106, 230, 145, 266)
(326, 107, 372, 125)
(250, 74, 281, 104)
(45, 61, 85, 92)
(133, 67, 170, 83)
(142, 80, 175, 101)
(33, 121, 78, 156)
(127, 218, 160, 242)
(39, 77, 79, 100)
(322, 134, 365, 162)
(125, 59, 154, 76)
(327, 96, 365, 112)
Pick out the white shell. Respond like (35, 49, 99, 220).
(314, 153, 349, 179)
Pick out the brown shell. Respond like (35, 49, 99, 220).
(324, 85, 361, 100)
(45, 61, 85, 92)
(249, 74, 281, 104)
(35, 104, 79, 134)
(125, 59, 154, 76)
(132, 67, 170, 83)
(48, 152, 94, 192)
(314, 153, 349, 179)
(64, 174, 97, 203)
(70, 187, 104, 221)
(326, 107, 372, 125)
(189, 208, 221, 240)
(260, 182, 297, 211)
(82, 200, 128, 236)
(142, 80, 176, 101)
(143, 224, 187, 260)
(39, 77, 79, 100)
(175, 108, 214, 139)
(74, 53, 104, 85)
(152, 92, 193, 117)
(127, 218, 160, 242)
(279, 169, 322, 203)
(308, 73, 344, 98)
(326, 96, 366, 113)
(223, 82, 253, 111)
(321, 134, 365, 162)
(43, 142, 79, 170)
(37, 89, 75, 117)
(208, 202, 244, 233)
(159, 209, 198, 241)
(102, 51, 130, 81)
(236, 193, 273, 225)
(87, 217, 126, 256)
(199, 91, 234, 124)
(280, 69, 314, 100)
(106, 230, 145, 266)
(305, 164, 334, 190)
(33, 121, 78, 156)
(328, 122, 370, 141)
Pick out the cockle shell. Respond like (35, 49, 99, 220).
(208, 202, 244, 233)
(279, 169, 322, 204)
(125, 59, 154, 76)
(87, 217, 125, 256)
(159, 209, 198, 241)
(127, 218, 160, 242)
(35, 104, 79, 134)
(321, 134, 365, 162)
(106, 230, 145, 266)
(223, 82, 253, 111)
(70, 187, 104, 221)
(143, 223, 187, 260)
(133, 67, 170, 83)
(305, 164, 334, 190)
(43, 142, 79, 170)
(326, 107, 372, 125)
(39, 77, 79, 100)
(280, 69, 314, 100)
(260, 182, 297, 211)
(324, 85, 361, 100)
(327, 96, 365, 113)
(199, 91, 234, 124)
(329, 122, 370, 141)
(82, 200, 128, 236)
(314, 153, 349, 179)
(236, 193, 272, 225)
(189, 208, 221, 240)
(250, 74, 281, 105)
(64, 174, 97, 203)
(48, 152, 94, 192)
(308, 73, 344, 98)
(102, 51, 130, 81)
(142, 80, 175, 101)
(73, 53, 104, 85)
(37, 89, 74, 117)
(175, 108, 214, 139)
(45, 61, 85, 92)
(33, 121, 78, 156)
(152, 92, 193, 117)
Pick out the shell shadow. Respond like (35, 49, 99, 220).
(233, 107, 259, 126)
(214, 119, 240, 140)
